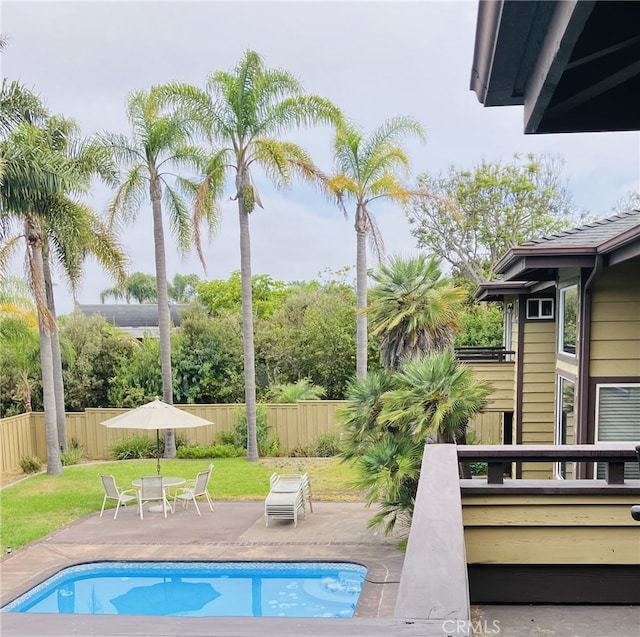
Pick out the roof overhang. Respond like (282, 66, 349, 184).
(494, 224, 640, 281)
(471, 0, 640, 133)
(474, 280, 554, 302)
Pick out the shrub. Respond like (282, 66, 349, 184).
(215, 430, 238, 446)
(289, 444, 313, 458)
(20, 456, 42, 473)
(259, 436, 285, 457)
(313, 432, 342, 457)
(233, 404, 271, 450)
(60, 447, 83, 466)
(109, 436, 157, 460)
(176, 444, 244, 459)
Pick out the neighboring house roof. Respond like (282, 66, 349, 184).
(76, 304, 189, 338)
(470, 0, 640, 134)
(475, 210, 640, 299)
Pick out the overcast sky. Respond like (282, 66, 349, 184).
(3, 0, 639, 314)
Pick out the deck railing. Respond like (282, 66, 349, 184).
(454, 346, 514, 362)
(457, 444, 639, 485)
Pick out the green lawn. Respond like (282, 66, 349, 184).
(0, 457, 363, 553)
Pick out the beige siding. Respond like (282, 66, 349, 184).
(463, 493, 640, 565)
(590, 260, 640, 377)
(520, 320, 556, 478)
(463, 362, 515, 412)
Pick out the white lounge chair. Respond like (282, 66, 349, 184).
(264, 472, 312, 527)
(137, 475, 171, 519)
(173, 465, 214, 516)
(99, 474, 137, 519)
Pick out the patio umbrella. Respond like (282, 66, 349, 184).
(110, 578, 220, 616)
(100, 398, 212, 474)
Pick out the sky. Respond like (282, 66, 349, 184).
(2, 0, 639, 314)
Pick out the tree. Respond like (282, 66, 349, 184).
(368, 255, 466, 371)
(197, 272, 289, 319)
(102, 87, 220, 457)
(59, 312, 135, 411)
(339, 351, 491, 534)
(168, 273, 200, 304)
(406, 154, 574, 287)
(2, 115, 125, 451)
(256, 280, 358, 399)
(329, 117, 425, 378)
(100, 272, 157, 304)
(0, 277, 41, 416)
(0, 118, 78, 474)
(266, 379, 326, 403)
(161, 50, 342, 461)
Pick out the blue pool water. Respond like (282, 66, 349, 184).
(1, 561, 367, 618)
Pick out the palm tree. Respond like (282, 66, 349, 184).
(329, 118, 425, 378)
(100, 272, 157, 304)
(160, 50, 342, 461)
(368, 254, 466, 371)
(1, 114, 126, 463)
(102, 88, 220, 458)
(380, 350, 491, 443)
(0, 120, 78, 474)
(339, 351, 491, 534)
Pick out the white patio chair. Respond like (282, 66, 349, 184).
(137, 475, 171, 519)
(264, 472, 312, 527)
(269, 472, 313, 514)
(173, 465, 214, 516)
(99, 474, 137, 520)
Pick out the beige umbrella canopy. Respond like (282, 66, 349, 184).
(101, 398, 212, 474)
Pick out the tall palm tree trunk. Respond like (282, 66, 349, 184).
(42, 251, 67, 450)
(150, 176, 176, 458)
(27, 222, 62, 475)
(238, 179, 259, 462)
(355, 212, 369, 378)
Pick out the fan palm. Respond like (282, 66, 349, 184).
(159, 50, 343, 461)
(102, 87, 221, 458)
(368, 254, 466, 371)
(380, 350, 491, 443)
(329, 118, 425, 378)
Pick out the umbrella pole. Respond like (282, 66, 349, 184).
(156, 429, 161, 475)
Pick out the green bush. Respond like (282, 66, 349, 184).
(259, 436, 285, 457)
(20, 456, 43, 473)
(233, 404, 271, 450)
(60, 447, 83, 466)
(214, 430, 238, 446)
(289, 444, 313, 458)
(176, 444, 244, 459)
(313, 432, 342, 457)
(109, 436, 157, 460)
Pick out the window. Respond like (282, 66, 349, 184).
(554, 376, 575, 479)
(595, 384, 640, 479)
(558, 285, 578, 355)
(526, 298, 554, 319)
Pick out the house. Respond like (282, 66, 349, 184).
(469, 0, 640, 478)
(76, 304, 189, 339)
(476, 211, 640, 478)
(470, 0, 640, 134)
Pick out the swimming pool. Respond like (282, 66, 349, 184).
(1, 561, 367, 618)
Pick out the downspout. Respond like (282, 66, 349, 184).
(576, 255, 603, 478)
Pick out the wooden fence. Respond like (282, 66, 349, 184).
(0, 402, 346, 474)
(0, 401, 504, 475)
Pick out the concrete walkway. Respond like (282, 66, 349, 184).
(1, 501, 638, 636)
